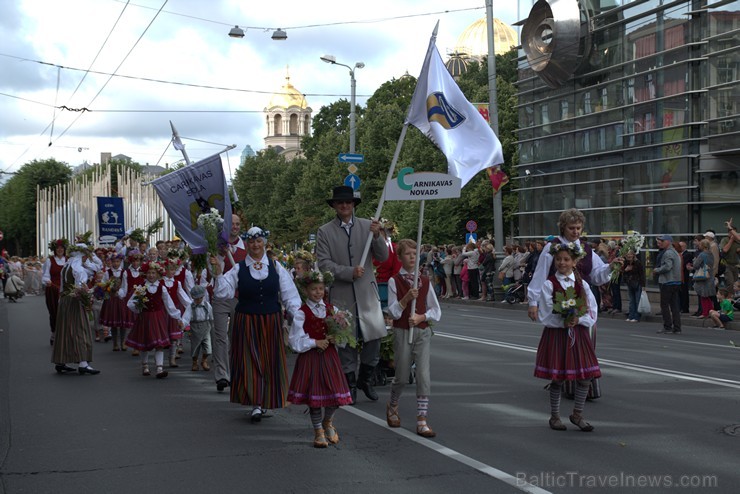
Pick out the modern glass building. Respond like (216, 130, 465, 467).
(515, 0, 739, 241)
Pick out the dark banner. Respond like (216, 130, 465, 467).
(97, 196, 125, 243)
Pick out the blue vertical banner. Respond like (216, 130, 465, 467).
(97, 196, 125, 243)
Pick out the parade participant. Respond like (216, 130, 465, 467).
(100, 253, 126, 350)
(212, 226, 301, 422)
(182, 285, 213, 371)
(385, 239, 442, 438)
(212, 213, 247, 392)
(162, 259, 192, 367)
(287, 271, 352, 448)
(373, 218, 402, 309)
(90, 270, 106, 342)
(125, 261, 184, 379)
(534, 242, 600, 432)
(51, 240, 102, 375)
(41, 238, 68, 346)
(117, 249, 145, 355)
(182, 285, 213, 372)
(316, 186, 388, 403)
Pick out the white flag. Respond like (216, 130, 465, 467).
(150, 154, 232, 254)
(406, 27, 504, 187)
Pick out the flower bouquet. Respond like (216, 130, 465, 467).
(63, 284, 93, 310)
(326, 308, 357, 348)
(197, 208, 224, 257)
(132, 284, 150, 312)
(552, 286, 588, 327)
(93, 278, 120, 301)
(609, 231, 645, 284)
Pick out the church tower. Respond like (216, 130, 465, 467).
(264, 69, 312, 160)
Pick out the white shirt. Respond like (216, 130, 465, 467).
(387, 268, 442, 324)
(537, 272, 598, 329)
(288, 299, 327, 353)
(213, 254, 301, 316)
(117, 267, 141, 299)
(162, 276, 193, 307)
(126, 279, 182, 319)
(41, 256, 66, 285)
(182, 300, 213, 326)
(527, 236, 611, 308)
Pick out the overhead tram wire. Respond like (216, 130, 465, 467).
(52, 0, 170, 145)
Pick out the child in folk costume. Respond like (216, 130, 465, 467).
(162, 259, 192, 368)
(170, 249, 195, 356)
(182, 285, 213, 371)
(287, 271, 352, 448)
(125, 261, 184, 379)
(386, 239, 442, 438)
(118, 249, 145, 355)
(100, 253, 127, 350)
(535, 242, 600, 432)
(90, 270, 106, 342)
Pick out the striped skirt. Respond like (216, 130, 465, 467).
(534, 326, 601, 381)
(125, 310, 171, 351)
(45, 284, 60, 333)
(167, 315, 184, 340)
(288, 346, 352, 408)
(230, 312, 288, 409)
(99, 297, 128, 328)
(51, 295, 93, 364)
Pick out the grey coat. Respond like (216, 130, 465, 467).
(692, 251, 716, 298)
(316, 216, 389, 341)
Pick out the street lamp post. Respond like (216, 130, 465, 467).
(320, 55, 365, 153)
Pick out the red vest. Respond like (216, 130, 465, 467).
(223, 243, 247, 273)
(126, 269, 144, 297)
(164, 278, 182, 309)
(300, 303, 334, 340)
(49, 258, 64, 288)
(143, 283, 165, 313)
(392, 273, 430, 330)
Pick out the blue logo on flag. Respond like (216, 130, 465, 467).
(426, 92, 466, 129)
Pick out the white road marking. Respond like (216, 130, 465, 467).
(632, 334, 738, 350)
(436, 331, 740, 390)
(343, 406, 552, 494)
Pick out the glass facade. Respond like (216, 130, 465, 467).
(515, 0, 740, 242)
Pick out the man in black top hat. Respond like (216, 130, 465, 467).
(316, 186, 388, 403)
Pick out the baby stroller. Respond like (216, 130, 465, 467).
(504, 280, 526, 304)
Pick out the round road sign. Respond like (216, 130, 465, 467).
(465, 220, 477, 233)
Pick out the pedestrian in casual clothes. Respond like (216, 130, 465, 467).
(688, 239, 715, 318)
(653, 235, 682, 334)
(621, 250, 645, 322)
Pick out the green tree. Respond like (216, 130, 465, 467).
(0, 159, 72, 255)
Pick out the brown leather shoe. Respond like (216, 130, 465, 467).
(386, 403, 401, 428)
(313, 428, 328, 448)
(416, 416, 436, 438)
(201, 356, 210, 371)
(549, 416, 567, 431)
(322, 420, 339, 445)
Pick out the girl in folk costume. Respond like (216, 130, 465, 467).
(125, 261, 184, 379)
(386, 239, 442, 438)
(99, 253, 127, 350)
(162, 259, 192, 368)
(170, 249, 194, 356)
(288, 271, 352, 448)
(42, 238, 68, 346)
(90, 270, 106, 342)
(182, 285, 213, 371)
(51, 239, 104, 375)
(535, 242, 600, 432)
(117, 249, 144, 355)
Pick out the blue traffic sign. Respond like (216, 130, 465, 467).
(344, 173, 361, 190)
(338, 153, 364, 164)
(465, 233, 477, 244)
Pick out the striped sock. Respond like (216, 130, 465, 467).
(323, 406, 337, 423)
(309, 408, 323, 429)
(549, 381, 562, 417)
(573, 380, 590, 414)
(416, 396, 429, 418)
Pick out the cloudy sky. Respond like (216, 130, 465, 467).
(0, 0, 520, 179)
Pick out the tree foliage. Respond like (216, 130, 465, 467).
(0, 159, 72, 255)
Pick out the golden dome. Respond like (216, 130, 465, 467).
(454, 17, 518, 58)
(267, 74, 308, 110)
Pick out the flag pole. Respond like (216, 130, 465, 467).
(170, 120, 192, 166)
(485, 0, 504, 262)
(408, 199, 425, 344)
(358, 123, 409, 267)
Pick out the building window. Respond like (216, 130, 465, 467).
(289, 114, 299, 135)
(274, 114, 282, 136)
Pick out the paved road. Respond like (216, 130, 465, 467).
(1, 295, 738, 493)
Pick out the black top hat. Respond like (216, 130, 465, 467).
(326, 185, 361, 206)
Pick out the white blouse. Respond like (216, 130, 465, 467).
(537, 271, 598, 329)
(288, 299, 327, 353)
(126, 279, 182, 319)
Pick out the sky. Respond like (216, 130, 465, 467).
(0, 0, 520, 179)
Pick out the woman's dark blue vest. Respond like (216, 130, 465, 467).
(235, 260, 280, 315)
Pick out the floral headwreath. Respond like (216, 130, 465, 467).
(166, 248, 187, 260)
(127, 249, 143, 261)
(67, 232, 94, 255)
(48, 238, 69, 252)
(296, 270, 334, 288)
(107, 252, 125, 261)
(549, 241, 586, 260)
(141, 261, 166, 275)
(164, 258, 181, 269)
(380, 218, 397, 236)
(241, 226, 269, 241)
